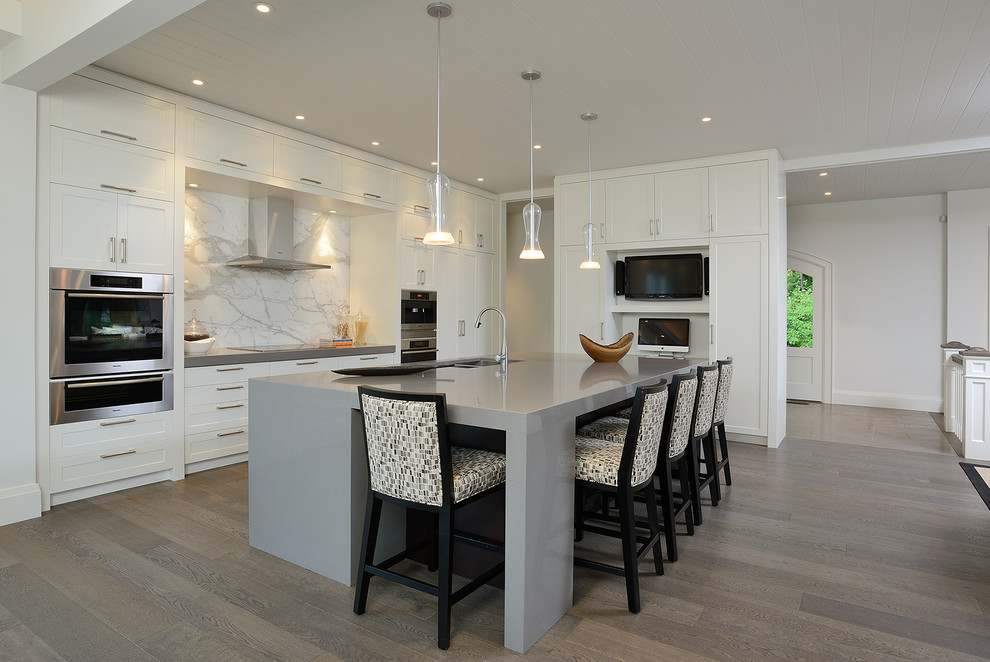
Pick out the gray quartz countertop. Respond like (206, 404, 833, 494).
(183, 344, 396, 367)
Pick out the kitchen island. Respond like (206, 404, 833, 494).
(248, 352, 699, 652)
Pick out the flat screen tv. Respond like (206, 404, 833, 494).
(637, 318, 690, 355)
(624, 253, 704, 300)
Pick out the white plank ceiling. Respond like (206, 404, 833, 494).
(93, 0, 990, 205)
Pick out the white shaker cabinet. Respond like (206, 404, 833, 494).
(605, 168, 709, 243)
(400, 238, 436, 289)
(709, 160, 768, 236)
(557, 245, 606, 354)
(184, 362, 268, 469)
(49, 75, 175, 153)
(397, 172, 431, 213)
(274, 137, 342, 191)
(435, 247, 495, 359)
(50, 184, 174, 274)
(558, 179, 606, 246)
(340, 157, 396, 204)
(186, 110, 274, 176)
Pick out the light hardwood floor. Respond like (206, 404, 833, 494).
(1, 405, 988, 660)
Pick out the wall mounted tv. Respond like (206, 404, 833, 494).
(623, 253, 705, 300)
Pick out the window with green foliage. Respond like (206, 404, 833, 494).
(787, 269, 813, 348)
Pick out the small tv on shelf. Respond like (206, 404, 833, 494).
(637, 318, 690, 355)
(624, 253, 705, 300)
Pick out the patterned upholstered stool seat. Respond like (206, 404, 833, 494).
(577, 416, 630, 444)
(450, 447, 506, 502)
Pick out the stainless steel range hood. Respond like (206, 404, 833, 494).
(226, 196, 331, 270)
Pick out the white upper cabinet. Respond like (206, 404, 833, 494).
(186, 110, 274, 175)
(558, 179, 606, 246)
(49, 75, 175, 153)
(398, 172, 431, 213)
(606, 168, 709, 243)
(709, 160, 768, 236)
(473, 196, 496, 254)
(340, 157, 396, 204)
(50, 127, 173, 201)
(274, 137, 342, 191)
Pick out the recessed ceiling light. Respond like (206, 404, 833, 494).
(824, 191, 832, 196)
(255, 3, 273, 13)
(328, 210, 337, 214)
(295, 114, 305, 120)
(370, 140, 381, 146)
(430, 161, 438, 167)
(701, 116, 712, 122)
(192, 79, 205, 86)
(819, 171, 828, 177)
(187, 183, 199, 188)
(533, 144, 542, 149)
(477, 177, 485, 182)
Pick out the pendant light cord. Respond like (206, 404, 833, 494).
(587, 118, 592, 225)
(529, 78, 535, 205)
(435, 10, 442, 176)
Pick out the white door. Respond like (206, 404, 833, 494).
(786, 253, 829, 402)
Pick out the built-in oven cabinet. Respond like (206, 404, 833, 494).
(49, 411, 173, 495)
(50, 184, 174, 274)
(184, 363, 267, 469)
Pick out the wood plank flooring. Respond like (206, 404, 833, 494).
(1, 408, 989, 660)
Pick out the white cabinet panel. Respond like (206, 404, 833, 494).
(558, 245, 605, 354)
(49, 75, 175, 152)
(185, 427, 248, 464)
(397, 172, 430, 212)
(51, 127, 173, 201)
(400, 206, 434, 240)
(337, 352, 395, 369)
(274, 137, 342, 191)
(606, 173, 655, 243)
(400, 237, 436, 288)
(656, 167, 709, 239)
(473, 197, 496, 254)
(710, 235, 768, 437)
(710, 160, 768, 236)
(558, 179, 605, 246)
(117, 196, 174, 274)
(436, 246, 460, 360)
(186, 110, 274, 175)
(268, 357, 338, 375)
(341, 157, 396, 204)
(185, 363, 269, 387)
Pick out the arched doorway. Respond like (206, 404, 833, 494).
(787, 250, 832, 402)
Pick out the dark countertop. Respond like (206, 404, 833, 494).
(183, 344, 396, 368)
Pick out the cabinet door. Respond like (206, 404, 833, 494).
(267, 357, 339, 375)
(656, 167, 709, 239)
(473, 197, 496, 254)
(447, 188, 471, 246)
(435, 246, 460, 360)
(558, 245, 604, 354)
(710, 160, 768, 236)
(51, 128, 174, 201)
(400, 207, 433, 240)
(50, 184, 118, 271)
(709, 235, 768, 437)
(559, 179, 606, 246)
(397, 172, 431, 212)
(186, 110, 274, 175)
(400, 238, 436, 288)
(340, 157, 396, 204)
(460, 251, 495, 356)
(605, 173, 655, 243)
(274, 137, 342, 191)
(118, 196, 174, 274)
(49, 75, 175, 152)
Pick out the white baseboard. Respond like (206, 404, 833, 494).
(0, 482, 42, 526)
(831, 389, 941, 412)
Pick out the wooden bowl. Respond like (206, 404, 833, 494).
(579, 332, 634, 363)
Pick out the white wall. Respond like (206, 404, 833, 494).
(0, 82, 42, 525)
(947, 188, 990, 348)
(788, 194, 945, 411)
(506, 206, 555, 353)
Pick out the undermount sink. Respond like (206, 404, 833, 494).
(452, 358, 522, 368)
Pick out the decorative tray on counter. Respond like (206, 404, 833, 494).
(332, 364, 437, 377)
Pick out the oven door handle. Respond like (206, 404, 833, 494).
(66, 375, 166, 389)
(66, 292, 166, 300)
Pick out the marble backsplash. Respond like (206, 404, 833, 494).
(184, 190, 350, 347)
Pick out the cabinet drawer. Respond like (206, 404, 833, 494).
(185, 381, 250, 407)
(51, 439, 171, 493)
(185, 426, 248, 463)
(185, 400, 249, 435)
(274, 137, 342, 191)
(49, 75, 175, 152)
(185, 362, 269, 387)
(268, 357, 338, 376)
(50, 412, 173, 459)
(341, 157, 396, 204)
(186, 110, 274, 175)
(338, 353, 393, 369)
(51, 128, 174, 201)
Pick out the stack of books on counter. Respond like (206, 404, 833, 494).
(319, 338, 353, 347)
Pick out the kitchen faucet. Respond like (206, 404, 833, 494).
(475, 307, 507, 363)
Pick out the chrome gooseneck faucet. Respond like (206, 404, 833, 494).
(475, 307, 507, 363)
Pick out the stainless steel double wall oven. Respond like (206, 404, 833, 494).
(49, 268, 174, 424)
(400, 289, 437, 363)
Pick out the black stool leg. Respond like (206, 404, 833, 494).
(616, 487, 641, 613)
(574, 483, 585, 542)
(703, 430, 721, 506)
(686, 439, 703, 525)
(353, 494, 382, 615)
(657, 463, 678, 562)
(718, 422, 732, 485)
(677, 455, 695, 536)
(436, 508, 455, 650)
(642, 480, 663, 576)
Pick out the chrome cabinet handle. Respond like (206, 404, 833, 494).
(100, 184, 137, 193)
(300, 177, 322, 185)
(599, 223, 604, 239)
(710, 324, 714, 344)
(109, 236, 115, 262)
(709, 214, 714, 231)
(69, 376, 164, 389)
(217, 403, 245, 410)
(359, 356, 378, 361)
(216, 385, 244, 391)
(99, 418, 137, 427)
(217, 429, 246, 437)
(649, 219, 654, 235)
(458, 229, 463, 243)
(217, 366, 244, 372)
(477, 233, 484, 248)
(600, 322, 604, 340)
(296, 360, 318, 366)
(413, 204, 430, 213)
(220, 158, 247, 167)
(100, 129, 137, 141)
(363, 192, 382, 199)
(119, 238, 126, 263)
(100, 449, 137, 458)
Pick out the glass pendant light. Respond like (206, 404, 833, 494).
(423, 2, 454, 245)
(519, 70, 544, 259)
(579, 112, 601, 269)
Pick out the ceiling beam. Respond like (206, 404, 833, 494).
(783, 137, 990, 173)
(0, 0, 205, 91)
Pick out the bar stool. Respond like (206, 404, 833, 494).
(353, 386, 507, 650)
(689, 363, 721, 523)
(573, 382, 667, 613)
(709, 357, 734, 492)
(578, 372, 697, 562)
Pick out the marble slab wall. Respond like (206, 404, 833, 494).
(184, 190, 350, 347)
